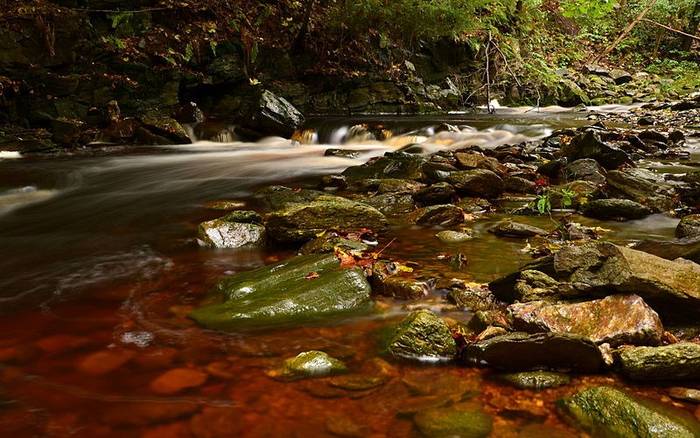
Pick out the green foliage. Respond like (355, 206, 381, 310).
(561, 0, 617, 26)
(534, 193, 552, 215)
(560, 188, 575, 209)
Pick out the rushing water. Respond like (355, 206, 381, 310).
(0, 110, 697, 436)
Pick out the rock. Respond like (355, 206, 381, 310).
(552, 241, 700, 313)
(362, 192, 416, 216)
(508, 295, 664, 347)
(350, 178, 425, 194)
(197, 219, 265, 248)
(77, 349, 135, 375)
(560, 131, 631, 169)
(436, 230, 472, 243)
(189, 254, 372, 329)
(609, 69, 633, 84)
(462, 332, 605, 372)
(582, 198, 652, 220)
(564, 158, 607, 185)
(606, 168, 676, 211)
(558, 79, 589, 105)
(342, 152, 426, 182)
(324, 148, 360, 159)
(490, 221, 548, 238)
(447, 170, 504, 198)
(139, 115, 191, 144)
(583, 64, 610, 76)
(446, 285, 499, 312)
(265, 196, 387, 243)
(247, 89, 304, 137)
(455, 152, 503, 174)
(408, 204, 464, 226)
(677, 215, 700, 239)
(497, 371, 570, 390)
(504, 176, 536, 194)
(455, 197, 491, 213)
(633, 237, 700, 264)
(271, 351, 347, 380)
(388, 310, 456, 361)
(617, 343, 700, 381)
(414, 182, 456, 205)
(149, 368, 208, 394)
(299, 235, 369, 255)
(371, 275, 430, 300)
(513, 270, 562, 302)
(549, 180, 601, 209)
(256, 186, 327, 210)
(558, 386, 700, 437)
(413, 405, 493, 438)
(669, 387, 700, 403)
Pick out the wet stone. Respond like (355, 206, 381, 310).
(513, 270, 561, 303)
(408, 204, 465, 226)
(560, 130, 631, 169)
(582, 198, 652, 220)
(371, 275, 430, 300)
(362, 192, 416, 216)
(497, 371, 570, 390)
(447, 169, 505, 198)
(564, 158, 607, 185)
(558, 386, 700, 437)
(388, 310, 457, 361)
(299, 234, 369, 255)
(77, 349, 135, 376)
(617, 343, 700, 381)
(669, 387, 700, 403)
(197, 219, 265, 248)
(328, 374, 387, 391)
(149, 368, 208, 394)
(413, 404, 493, 438)
(435, 230, 472, 243)
(270, 351, 347, 380)
(489, 220, 548, 238)
(677, 214, 700, 239)
(508, 294, 664, 347)
(413, 182, 456, 205)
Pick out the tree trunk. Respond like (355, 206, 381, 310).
(683, 0, 700, 51)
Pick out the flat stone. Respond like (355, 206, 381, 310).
(669, 387, 700, 403)
(463, 332, 605, 373)
(582, 198, 652, 220)
(489, 221, 548, 238)
(558, 386, 700, 437)
(497, 371, 570, 390)
(436, 230, 473, 243)
(508, 294, 664, 347)
(408, 204, 464, 226)
(617, 343, 700, 381)
(413, 404, 493, 438)
(77, 349, 135, 375)
(447, 169, 504, 198)
(606, 168, 676, 212)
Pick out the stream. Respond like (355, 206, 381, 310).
(0, 109, 698, 436)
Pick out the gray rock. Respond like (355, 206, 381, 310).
(489, 221, 548, 238)
(560, 131, 631, 169)
(248, 89, 304, 137)
(617, 343, 700, 381)
(582, 198, 652, 220)
(197, 219, 265, 248)
(606, 168, 676, 212)
(610, 68, 633, 84)
(564, 158, 607, 185)
(669, 387, 700, 403)
(447, 169, 505, 198)
(677, 214, 700, 239)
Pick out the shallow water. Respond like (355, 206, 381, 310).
(0, 111, 698, 436)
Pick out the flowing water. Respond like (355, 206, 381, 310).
(0, 109, 697, 437)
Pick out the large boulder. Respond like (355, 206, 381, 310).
(558, 386, 700, 437)
(508, 295, 664, 347)
(606, 168, 676, 212)
(388, 310, 456, 361)
(462, 332, 605, 372)
(246, 89, 304, 137)
(189, 254, 372, 329)
(265, 196, 387, 243)
(582, 198, 652, 220)
(677, 214, 700, 239)
(633, 237, 700, 264)
(617, 343, 700, 381)
(446, 169, 504, 198)
(560, 131, 631, 169)
(552, 241, 700, 313)
(342, 152, 426, 182)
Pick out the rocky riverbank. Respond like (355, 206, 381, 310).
(188, 111, 700, 435)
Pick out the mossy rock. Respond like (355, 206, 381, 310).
(414, 404, 493, 438)
(189, 254, 372, 330)
(270, 351, 347, 380)
(342, 152, 426, 182)
(558, 386, 700, 437)
(617, 343, 700, 381)
(436, 230, 473, 244)
(266, 197, 388, 243)
(497, 371, 570, 390)
(388, 310, 456, 361)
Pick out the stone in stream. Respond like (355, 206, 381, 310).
(246, 89, 304, 137)
(513, 270, 562, 302)
(564, 158, 607, 185)
(361, 192, 416, 216)
(504, 175, 536, 194)
(371, 275, 430, 300)
(408, 204, 464, 226)
(256, 185, 327, 210)
(342, 152, 426, 182)
(507, 295, 664, 347)
(299, 234, 369, 255)
(388, 310, 457, 361)
(616, 343, 700, 381)
(413, 404, 493, 438)
(632, 236, 700, 264)
(606, 168, 676, 211)
(189, 254, 372, 330)
(265, 196, 388, 243)
(197, 210, 266, 248)
(559, 131, 632, 169)
(446, 284, 499, 312)
(349, 178, 425, 194)
(677, 214, 700, 239)
(446, 169, 505, 198)
(669, 387, 700, 404)
(413, 182, 456, 206)
(489, 220, 548, 238)
(435, 230, 472, 243)
(463, 332, 605, 373)
(549, 180, 602, 209)
(454, 152, 504, 175)
(582, 198, 652, 220)
(268, 351, 347, 380)
(149, 368, 208, 395)
(139, 115, 191, 144)
(558, 386, 700, 438)
(497, 371, 571, 390)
